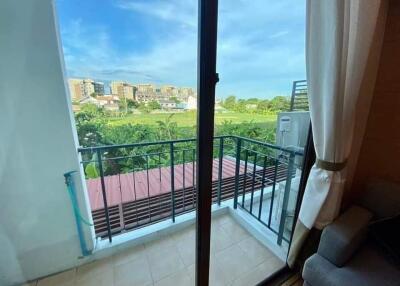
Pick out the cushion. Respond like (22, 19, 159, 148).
(303, 243, 400, 286)
(317, 206, 372, 266)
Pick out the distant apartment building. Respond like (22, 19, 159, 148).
(135, 84, 157, 102)
(68, 78, 84, 100)
(82, 79, 95, 97)
(136, 83, 156, 94)
(70, 78, 197, 108)
(93, 81, 105, 95)
(110, 81, 136, 100)
(177, 87, 195, 101)
(160, 85, 176, 97)
(68, 78, 104, 100)
(134, 84, 196, 104)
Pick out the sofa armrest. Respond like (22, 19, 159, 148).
(317, 205, 373, 267)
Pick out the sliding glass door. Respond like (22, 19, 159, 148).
(57, 0, 310, 284)
(195, 0, 310, 285)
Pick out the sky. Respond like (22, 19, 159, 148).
(56, 0, 306, 99)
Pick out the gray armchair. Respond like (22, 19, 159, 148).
(302, 180, 400, 286)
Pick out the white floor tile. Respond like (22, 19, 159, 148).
(114, 256, 152, 286)
(36, 212, 284, 286)
(147, 245, 185, 282)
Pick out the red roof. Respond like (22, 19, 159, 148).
(86, 157, 249, 210)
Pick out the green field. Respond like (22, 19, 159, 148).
(107, 111, 277, 127)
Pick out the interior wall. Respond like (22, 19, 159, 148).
(0, 1, 94, 285)
(349, 0, 400, 199)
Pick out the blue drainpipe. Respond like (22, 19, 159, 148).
(64, 171, 93, 256)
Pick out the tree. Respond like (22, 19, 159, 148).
(246, 98, 259, 104)
(102, 124, 156, 145)
(223, 95, 237, 110)
(126, 99, 139, 109)
(269, 96, 290, 112)
(156, 114, 178, 140)
(138, 103, 151, 113)
(74, 104, 105, 147)
(76, 122, 104, 147)
(148, 100, 161, 110)
(120, 98, 139, 113)
(118, 98, 128, 114)
(75, 103, 104, 125)
(256, 99, 270, 113)
(170, 96, 181, 104)
(235, 99, 247, 112)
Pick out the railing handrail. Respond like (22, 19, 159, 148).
(77, 135, 304, 156)
(233, 136, 304, 156)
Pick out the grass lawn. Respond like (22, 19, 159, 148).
(106, 111, 277, 127)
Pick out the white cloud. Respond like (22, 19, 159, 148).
(60, 17, 197, 86)
(116, 0, 198, 28)
(269, 31, 290, 39)
(59, 0, 306, 99)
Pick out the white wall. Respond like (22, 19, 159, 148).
(0, 1, 94, 285)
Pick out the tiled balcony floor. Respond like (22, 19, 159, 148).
(27, 213, 285, 286)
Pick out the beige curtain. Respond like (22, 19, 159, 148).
(288, 0, 386, 267)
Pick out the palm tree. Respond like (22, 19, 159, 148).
(156, 114, 178, 140)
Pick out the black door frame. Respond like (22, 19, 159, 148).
(195, 0, 219, 285)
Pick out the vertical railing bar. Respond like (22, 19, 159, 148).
(118, 168, 123, 197)
(249, 152, 257, 214)
(268, 158, 279, 228)
(132, 164, 139, 226)
(241, 149, 249, 207)
(170, 142, 175, 222)
(117, 168, 125, 231)
(277, 152, 295, 245)
(96, 149, 112, 242)
(146, 155, 151, 222)
(233, 138, 242, 209)
(217, 137, 224, 206)
(158, 153, 162, 216)
(233, 138, 241, 209)
(183, 149, 186, 211)
(258, 156, 268, 220)
(192, 148, 196, 208)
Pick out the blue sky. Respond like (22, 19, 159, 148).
(56, 0, 305, 99)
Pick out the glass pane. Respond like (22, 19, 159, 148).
(57, 0, 198, 285)
(210, 0, 307, 284)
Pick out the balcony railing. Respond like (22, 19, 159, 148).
(78, 135, 303, 246)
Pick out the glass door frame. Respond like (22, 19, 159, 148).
(195, 0, 219, 285)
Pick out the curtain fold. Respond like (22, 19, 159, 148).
(288, 0, 385, 268)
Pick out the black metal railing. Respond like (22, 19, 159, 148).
(232, 137, 301, 245)
(78, 135, 303, 245)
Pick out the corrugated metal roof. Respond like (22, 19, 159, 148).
(86, 157, 250, 211)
